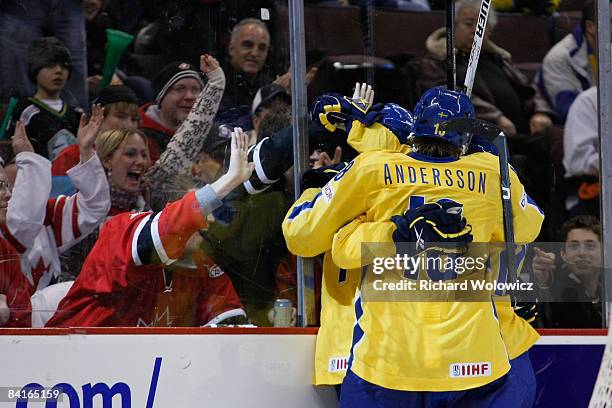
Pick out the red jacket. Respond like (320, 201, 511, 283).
(0, 238, 33, 327)
(46, 192, 243, 327)
(51, 144, 80, 176)
(139, 103, 174, 164)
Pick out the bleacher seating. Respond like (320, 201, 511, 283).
(493, 13, 550, 63)
(274, 5, 581, 67)
(275, 5, 365, 57)
(371, 9, 444, 59)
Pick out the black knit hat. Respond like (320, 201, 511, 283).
(93, 85, 139, 106)
(152, 61, 204, 104)
(251, 83, 291, 115)
(202, 123, 233, 154)
(27, 37, 71, 83)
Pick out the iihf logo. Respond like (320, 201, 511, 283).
(329, 356, 349, 373)
(449, 362, 492, 378)
(452, 364, 461, 377)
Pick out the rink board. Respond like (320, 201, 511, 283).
(0, 328, 605, 407)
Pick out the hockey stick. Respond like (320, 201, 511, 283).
(441, 118, 517, 291)
(446, 0, 456, 90)
(458, 0, 518, 293)
(463, 0, 492, 97)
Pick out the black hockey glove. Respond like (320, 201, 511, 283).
(510, 286, 539, 325)
(301, 162, 348, 190)
(310, 93, 372, 132)
(390, 200, 473, 255)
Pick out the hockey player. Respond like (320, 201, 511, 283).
(283, 87, 544, 407)
(46, 129, 253, 327)
(251, 84, 536, 400)
(294, 114, 413, 391)
(244, 83, 539, 399)
(299, 97, 415, 391)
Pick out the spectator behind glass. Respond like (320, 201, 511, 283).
(55, 128, 150, 284)
(140, 54, 226, 209)
(250, 83, 292, 142)
(535, 0, 612, 123)
(83, 0, 153, 103)
(45, 130, 253, 328)
(562, 86, 600, 217)
(0, 1, 88, 109)
(533, 215, 603, 328)
(220, 18, 273, 115)
(0, 160, 33, 328)
(140, 61, 206, 163)
(414, 0, 553, 138)
(52, 85, 140, 177)
(412, 0, 553, 224)
(7, 37, 83, 162)
(192, 126, 232, 187)
(198, 85, 294, 325)
(97, 129, 151, 213)
(4, 114, 110, 292)
(58, 56, 226, 280)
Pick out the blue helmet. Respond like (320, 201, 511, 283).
(379, 103, 414, 144)
(411, 87, 475, 149)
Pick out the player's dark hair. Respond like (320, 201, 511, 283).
(412, 139, 462, 159)
(561, 215, 601, 241)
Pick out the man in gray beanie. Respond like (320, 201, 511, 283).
(138, 60, 205, 162)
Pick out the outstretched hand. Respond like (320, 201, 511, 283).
(11, 121, 34, 155)
(310, 146, 342, 169)
(78, 104, 104, 162)
(209, 127, 254, 199)
(226, 127, 255, 183)
(532, 247, 555, 288)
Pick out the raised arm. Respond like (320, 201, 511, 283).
(133, 129, 254, 266)
(146, 54, 226, 186)
(282, 154, 370, 258)
(48, 106, 111, 252)
(2, 121, 51, 252)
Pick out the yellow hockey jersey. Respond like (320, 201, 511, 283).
(344, 122, 540, 361)
(313, 250, 361, 385)
(311, 124, 403, 386)
(283, 140, 544, 391)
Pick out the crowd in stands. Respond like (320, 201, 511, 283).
(0, 0, 606, 329)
